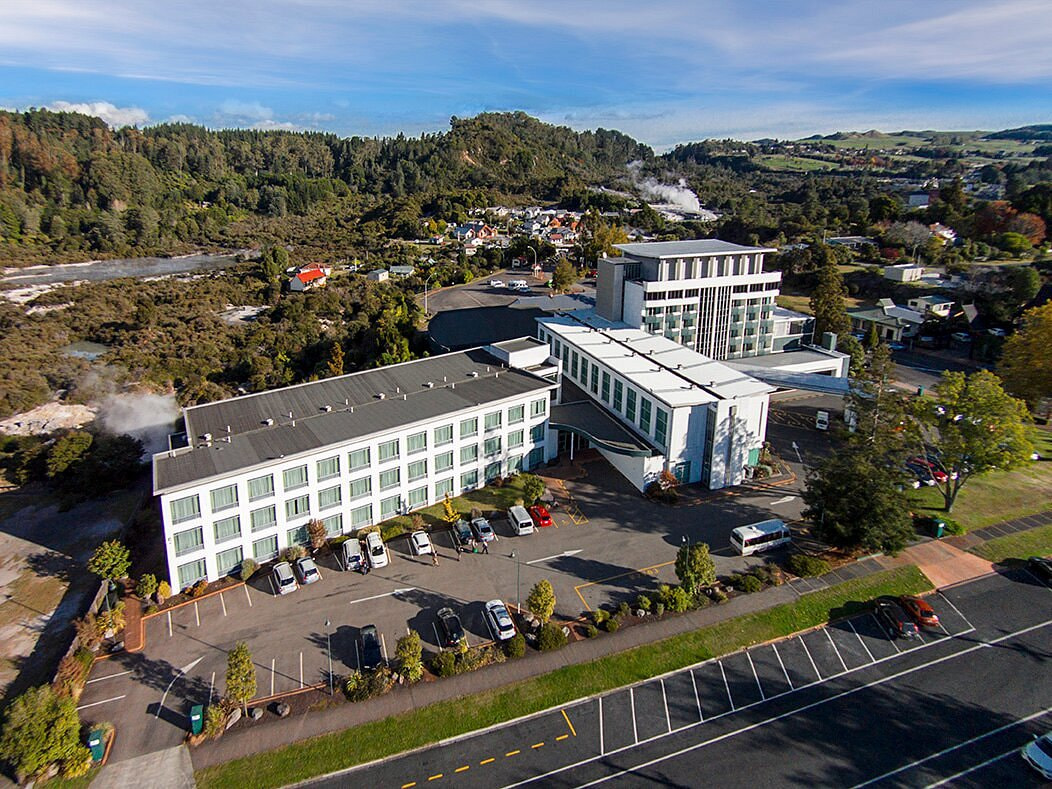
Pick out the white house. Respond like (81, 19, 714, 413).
(908, 295, 955, 319)
(153, 342, 558, 588)
(366, 269, 390, 283)
(884, 263, 925, 283)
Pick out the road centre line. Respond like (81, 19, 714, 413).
(86, 670, 131, 684)
(506, 619, 1048, 789)
(455, 765, 470, 773)
(825, 628, 848, 673)
(924, 748, 1018, 788)
(630, 688, 638, 744)
(719, 661, 734, 711)
(690, 669, 703, 721)
(746, 651, 765, 700)
(771, 644, 793, 690)
(851, 705, 1052, 788)
(847, 619, 875, 662)
(77, 694, 125, 710)
(506, 750, 520, 757)
(531, 742, 544, 749)
(557, 734, 569, 741)
(661, 679, 672, 731)
(480, 758, 495, 765)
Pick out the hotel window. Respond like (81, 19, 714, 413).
(350, 504, 373, 528)
(626, 389, 637, 421)
(460, 444, 478, 464)
(407, 431, 427, 454)
(248, 474, 274, 502)
(379, 468, 400, 491)
(177, 559, 207, 590)
(322, 513, 343, 536)
(571, 351, 579, 378)
(509, 405, 525, 424)
(318, 485, 342, 510)
(316, 456, 340, 480)
(613, 380, 624, 411)
(216, 546, 243, 576)
(508, 455, 523, 474)
(655, 408, 668, 446)
(380, 496, 401, 518)
(485, 462, 502, 481)
(252, 535, 278, 562)
(484, 411, 502, 431)
(580, 357, 589, 383)
(460, 417, 478, 438)
(435, 451, 453, 472)
(434, 478, 453, 499)
(250, 505, 277, 533)
(349, 476, 372, 500)
(213, 515, 241, 544)
(531, 398, 547, 417)
(407, 486, 427, 508)
(378, 439, 399, 463)
(285, 495, 310, 519)
(484, 436, 501, 456)
(508, 429, 524, 449)
(174, 526, 203, 557)
(530, 424, 545, 443)
(590, 366, 599, 394)
(460, 470, 479, 491)
(348, 447, 370, 472)
(408, 459, 427, 482)
(170, 494, 200, 525)
(287, 525, 308, 546)
(434, 424, 454, 446)
(210, 484, 238, 513)
(283, 465, 308, 491)
(640, 398, 652, 433)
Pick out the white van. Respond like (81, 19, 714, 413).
(507, 279, 528, 290)
(815, 410, 830, 431)
(730, 519, 792, 556)
(507, 505, 534, 536)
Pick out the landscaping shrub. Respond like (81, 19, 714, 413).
(710, 588, 728, 604)
(203, 702, 230, 739)
(739, 574, 764, 594)
(190, 579, 209, 598)
(238, 559, 258, 581)
(74, 613, 101, 651)
(136, 573, 158, 601)
(344, 668, 394, 702)
(281, 545, 307, 562)
(592, 608, 610, 625)
(602, 617, 620, 633)
(787, 554, 832, 578)
(761, 562, 784, 586)
(146, 604, 158, 615)
(431, 651, 457, 678)
(156, 580, 171, 603)
(96, 602, 126, 635)
(60, 747, 92, 779)
(537, 622, 568, 651)
(653, 602, 665, 617)
(659, 584, 692, 613)
(635, 594, 652, 613)
(585, 624, 599, 638)
(617, 601, 631, 619)
(504, 633, 526, 659)
(394, 631, 423, 684)
(942, 517, 965, 536)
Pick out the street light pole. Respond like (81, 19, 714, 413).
(325, 618, 333, 696)
(510, 551, 521, 611)
(423, 272, 435, 316)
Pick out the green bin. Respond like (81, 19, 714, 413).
(190, 704, 204, 735)
(87, 729, 105, 762)
(932, 518, 946, 539)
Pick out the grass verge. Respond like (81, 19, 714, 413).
(195, 565, 931, 789)
(970, 523, 1052, 563)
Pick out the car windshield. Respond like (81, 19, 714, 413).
(371, 544, 383, 556)
(1035, 737, 1052, 759)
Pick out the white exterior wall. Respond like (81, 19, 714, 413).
(158, 390, 554, 588)
(598, 449, 665, 492)
(704, 395, 769, 490)
(622, 281, 645, 330)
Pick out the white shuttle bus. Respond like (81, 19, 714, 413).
(730, 518, 792, 556)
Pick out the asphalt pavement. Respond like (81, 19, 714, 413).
(308, 566, 1052, 788)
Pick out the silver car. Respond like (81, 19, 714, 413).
(272, 561, 298, 595)
(484, 599, 516, 641)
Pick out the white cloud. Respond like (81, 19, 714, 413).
(46, 100, 149, 127)
(249, 119, 301, 131)
(216, 99, 274, 122)
(164, 113, 195, 124)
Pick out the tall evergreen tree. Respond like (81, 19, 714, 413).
(809, 259, 850, 341)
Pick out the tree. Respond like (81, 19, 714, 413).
(46, 431, 93, 478)
(136, 573, 158, 601)
(802, 447, 914, 554)
(306, 519, 327, 551)
(864, 321, 880, 350)
(225, 641, 256, 714)
(0, 685, 82, 780)
(809, 259, 850, 341)
(87, 539, 130, 581)
(998, 302, 1052, 415)
(325, 342, 345, 378)
(520, 473, 545, 505)
(551, 258, 577, 293)
(394, 630, 423, 683)
(526, 579, 556, 624)
(674, 542, 716, 598)
(913, 370, 1033, 512)
(257, 245, 288, 283)
(884, 221, 930, 261)
(847, 343, 912, 457)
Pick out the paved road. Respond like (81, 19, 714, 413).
(309, 567, 1052, 788)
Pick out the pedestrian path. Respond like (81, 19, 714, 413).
(95, 745, 195, 789)
(880, 541, 993, 589)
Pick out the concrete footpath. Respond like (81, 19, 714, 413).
(187, 511, 1052, 774)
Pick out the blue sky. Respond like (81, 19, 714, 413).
(3, 1, 1051, 148)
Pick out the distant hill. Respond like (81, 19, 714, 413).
(983, 124, 1052, 141)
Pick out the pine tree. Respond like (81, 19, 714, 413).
(225, 641, 257, 714)
(810, 261, 850, 341)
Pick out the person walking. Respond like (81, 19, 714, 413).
(481, 540, 489, 555)
(431, 552, 439, 567)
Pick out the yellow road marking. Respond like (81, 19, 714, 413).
(480, 758, 495, 765)
(531, 742, 545, 749)
(506, 750, 520, 757)
(561, 708, 578, 737)
(428, 775, 443, 782)
(574, 561, 676, 612)
(402, 784, 417, 788)
(455, 766, 470, 773)
(557, 734, 569, 741)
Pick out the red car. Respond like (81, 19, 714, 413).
(528, 504, 553, 528)
(908, 457, 948, 484)
(899, 595, 940, 628)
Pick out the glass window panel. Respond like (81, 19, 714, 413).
(380, 496, 400, 518)
(531, 398, 547, 417)
(460, 470, 478, 491)
(378, 440, 399, 462)
(285, 495, 310, 519)
(407, 432, 427, 454)
(484, 437, 501, 456)
(379, 468, 400, 490)
(250, 505, 277, 532)
(248, 474, 274, 501)
(434, 424, 453, 445)
(460, 417, 478, 438)
(407, 486, 427, 507)
(508, 429, 524, 448)
(350, 504, 373, 527)
(174, 526, 203, 556)
(460, 444, 478, 464)
(349, 476, 371, 499)
(316, 456, 340, 480)
(319, 485, 342, 510)
(213, 515, 241, 544)
(177, 559, 207, 590)
(287, 525, 308, 545)
(252, 535, 278, 561)
(322, 513, 343, 536)
(435, 451, 453, 472)
(509, 405, 525, 424)
(348, 447, 371, 471)
(216, 546, 243, 576)
(408, 459, 427, 481)
(434, 478, 453, 498)
(484, 412, 501, 431)
(210, 484, 238, 512)
(283, 465, 308, 490)
(170, 495, 200, 524)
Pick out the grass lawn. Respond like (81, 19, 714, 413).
(194, 566, 931, 789)
(757, 155, 838, 172)
(908, 428, 1052, 531)
(970, 523, 1052, 563)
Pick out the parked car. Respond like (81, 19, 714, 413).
(528, 504, 553, 528)
(951, 331, 972, 343)
(489, 279, 504, 288)
(272, 561, 298, 595)
(360, 624, 383, 670)
(904, 461, 937, 487)
(874, 597, 919, 639)
(888, 341, 906, 351)
(365, 531, 389, 569)
(471, 517, 495, 542)
(898, 595, 940, 628)
(484, 599, 516, 641)
(1027, 556, 1052, 581)
(437, 607, 465, 647)
(342, 538, 364, 572)
(815, 410, 830, 431)
(507, 505, 535, 536)
(294, 557, 321, 585)
(410, 530, 434, 556)
(451, 519, 473, 549)
(1022, 730, 1052, 779)
(908, 457, 949, 484)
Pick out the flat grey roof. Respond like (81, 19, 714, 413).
(491, 337, 547, 353)
(154, 347, 554, 493)
(614, 239, 776, 259)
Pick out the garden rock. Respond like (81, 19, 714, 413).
(249, 707, 263, 720)
(274, 702, 291, 718)
(226, 707, 242, 729)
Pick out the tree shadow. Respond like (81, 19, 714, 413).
(24, 550, 78, 583)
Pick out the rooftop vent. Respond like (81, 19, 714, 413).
(322, 405, 332, 412)
(263, 418, 274, 426)
(425, 382, 434, 388)
(469, 371, 479, 378)
(377, 392, 386, 400)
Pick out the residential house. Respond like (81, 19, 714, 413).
(390, 265, 416, 279)
(848, 299, 925, 342)
(884, 263, 925, 282)
(289, 265, 329, 292)
(907, 295, 955, 319)
(366, 269, 389, 283)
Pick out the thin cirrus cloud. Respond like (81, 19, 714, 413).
(2, 1, 1050, 143)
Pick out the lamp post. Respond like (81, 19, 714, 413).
(527, 245, 538, 273)
(423, 270, 435, 316)
(325, 618, 333, 696)
(510, 551, 521, 611)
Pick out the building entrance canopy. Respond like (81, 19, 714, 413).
(549, 401, 656, 458)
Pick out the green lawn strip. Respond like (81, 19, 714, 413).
(195, 566, 930, 789)
(375, 476, 530, 540)
(970, 523, 1052, 563)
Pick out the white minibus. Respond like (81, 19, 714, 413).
(730, 518, 792, 556)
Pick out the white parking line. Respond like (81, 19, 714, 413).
(824, 628, 848, 673)
(598, 696, 605, 755)
(798, 636, 821, 681)
(299, 652, 304, 689)
(86, 670, 131, 684)
(220, 592, 227, 617)
(432, 623, 443, 649)
(243, 584, 253, 607)
(719, 661, 734, 711)
(660, 679, 671, 732)
(167, 611, 172, 637)
(924, 748, 1017, 788)
(194, 601, 200, 627)
(847, 619, 875, 663)
(771, 644, 793, 690)
(852, 705, 1052, 788)
(746, 651, 765, 700)
(937, 591, 975, 632)
(872, 613, 902, 653)
(381, 633, 388, 663)
(77, 694, 126, 710)
(629, 688, 638, 744)
(690, 669, 703, 721)
(270, 658, 275, 696)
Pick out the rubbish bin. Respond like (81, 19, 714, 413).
(932, 518, 946, 539)
(87, 729, 105, 762)
(190, 704, 204, 735)
(917, 386, 925, 397)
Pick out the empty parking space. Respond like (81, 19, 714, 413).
(826, 621, 874, 669)
(720, 652, 764, 708)
(692, 661, 733, 718)
(849, 613, 900, 660)
(663, 669, 702, 730)
(600, 689, 637, 752)
(775, 635, 822, 687)
(748, 644, 793, 697)
(631, 680, 671, 742)
(800, 628, 847, 678)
